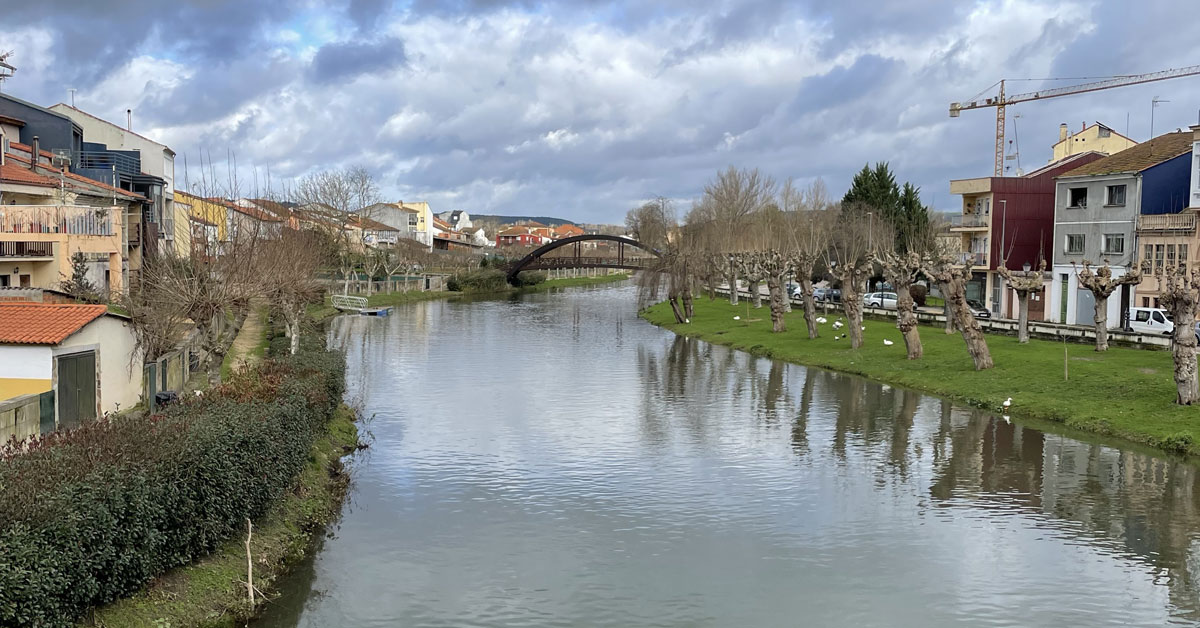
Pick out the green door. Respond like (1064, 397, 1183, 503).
(57, 352, 97, 430)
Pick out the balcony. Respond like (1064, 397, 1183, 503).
(949, 213, 990, 231)
(0, 241, 54, 259)
(77, 150, 141, 178)
(956, 251, 988, 267)
(0, 205, 117, 236)
(1137, 213, 1196, 234)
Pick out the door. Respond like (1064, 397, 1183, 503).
(57, 351, 97, 430)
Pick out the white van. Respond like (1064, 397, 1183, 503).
(1128, 307, 1174, 335)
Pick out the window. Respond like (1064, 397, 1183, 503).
(1066, 234, 1085, 254)
(1154, 311, 1167, 324)
(1156, 244, 1165, 269)
(1181, 244, 1189, 266)
(1069, 188, 1088, 208)
(1142, 297, 1151, 307)
(1103, 233, 1125, 255)
(1136, 310, 1150, 322)
(1145, 244, 1154, 266)
(1106, 184, 1126, 206)
(1099, 127, 1112, 138)
(1168, 244, 1177, 268)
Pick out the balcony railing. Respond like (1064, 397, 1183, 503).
(0, 205, 117, 236)
(1137, 213, 1196, 233)
(77, 150, 141, 178)
(0, 241, 54, 258)
(948, 213, 990, 228)
(957, 251, 987, 266)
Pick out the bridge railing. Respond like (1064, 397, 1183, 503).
(521, 256, 656, 269)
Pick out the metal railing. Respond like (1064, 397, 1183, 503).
(77, 150, 141, 177)
(0, 205, 116, 236)
(1137, 213, 1196, 232)
(958, 251, 987, 266)
(949, 213, 990, 228)
(0, 241, 54, 258)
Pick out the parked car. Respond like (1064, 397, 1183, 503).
(966, 299, 991, 318)
(809, 286, 829, 301)
(867, 291, 898, 309)
(1128, 307, 1174, 335)
(791, 284, 807, 299)
(826, 289, 842, 303)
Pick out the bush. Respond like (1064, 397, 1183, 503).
(513, 270, 546, 287)
(0, 347, 345, 628)
(447, 268, 509, 293)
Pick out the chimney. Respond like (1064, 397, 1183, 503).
(126, 109, 132, 131)
(30, 136, 39, 171)
(1059, 123, 1068, 141)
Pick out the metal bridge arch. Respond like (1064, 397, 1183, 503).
(504, 234, 659, 284)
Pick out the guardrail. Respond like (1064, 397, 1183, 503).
(0, 241, 54, 257)
(1138, 213, 1196, 232)
(949, 213, 989, 228)
(331, 294, 369, 311)
(0, 205, 116, 236)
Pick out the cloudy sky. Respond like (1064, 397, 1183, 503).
(4, 0, 1199, 223)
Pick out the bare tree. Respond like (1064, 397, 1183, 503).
(784, 181, 833, 339)
(259, 229, 331, 354)
(702, 167, 776, 305)
(923, 251, 993, 370)
(1154, 262, 1200, 404)
(293, 165, 382, 295)
(825, 203, 886, 348)
(996, 259, 1049, 343)
(1075, 260, 1142, 352)
(877, 251, 924, 359)
(736, 251, 793, 332)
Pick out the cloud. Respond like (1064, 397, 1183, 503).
(3, 0, 1199, 224)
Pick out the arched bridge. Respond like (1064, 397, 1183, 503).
(505, 234, 659, 284)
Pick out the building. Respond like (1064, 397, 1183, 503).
(0, 302, 142, 435)
(175, 190, 229, 255)
(460, 226, 492, 247)
(496, 225, 550, 247)
(555, 224, 585, 238)
(1050, 122, 1138, 163)
(435, 209, 473, 230)
(1048, 131, 1194, 326)
(1133, 123, 1200, 307)
(947, 151, 1104, 317)
(49, 104, 182, 257)
(360, 201, 433, 249)
(352, 215, 400, 247)
(239, 198, 300, 230)
(0, 93, 83, 162)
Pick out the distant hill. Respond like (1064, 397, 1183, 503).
(470, 214, 577, 226)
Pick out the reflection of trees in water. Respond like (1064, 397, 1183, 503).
(791, 368, 813, 455)
(929, 406, 1200, 620)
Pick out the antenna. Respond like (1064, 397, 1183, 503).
(68, 88, 76, 107)
(0, 50, 15, 92)
(1151, 96, 1170, 139)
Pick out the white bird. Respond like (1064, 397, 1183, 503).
(861, 326, 866, 332)
(832, 321, 843, 329)
(834, 335, 841, 341)
(816, 317, 828, 324)
(685, 318, 690, 323)
(1003, 415, 1011, 425)
(883, 339, 894, 346)
(734, 316, 741, 321)
(1002, 397, 1012, 410)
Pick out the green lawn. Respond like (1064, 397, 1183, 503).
(530, 273, 629, 290)
(367, 290, 455, 307)
(642, 298, 1200, 456)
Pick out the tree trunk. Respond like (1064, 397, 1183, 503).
(707, 277, 716, 301)
(668, 293, 686, 323)
(1016, 291, 1030, 343)
(941, 284, 955, 334)
(947, 281, 993, 370)
(1172, 306, 1199, 404)
(780, 273, 792, 312)
(800, 278, 818, 339)
(682, 285, 694, 319)
(727, 262, 739, 305)
(896, 283, 922, 359)
(767, 275, 786, 332)
(749, 279, 762, 308)
(1093, 294, 1109, 351)
(841, 274, 864, 348)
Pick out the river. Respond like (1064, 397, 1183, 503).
(255, 283, 1200, 627)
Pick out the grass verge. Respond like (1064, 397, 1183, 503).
(526, 273, 629, 291)
(82, 405, 360, 628)
(642, 297, 1200, 457)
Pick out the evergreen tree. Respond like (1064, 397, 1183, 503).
(60, 252, 99, 302)
(842, 162, 931, 253)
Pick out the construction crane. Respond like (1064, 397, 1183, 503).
(950, 64, 1200, 176)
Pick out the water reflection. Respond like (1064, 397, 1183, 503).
(258, 285, 1200, 627)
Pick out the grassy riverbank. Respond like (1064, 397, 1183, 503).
(642, 298, 1200, 456)
(84, 406, 359, 628)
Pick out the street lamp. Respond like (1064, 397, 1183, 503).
(1022, 261, 1031, 272)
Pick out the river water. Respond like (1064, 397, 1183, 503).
(255, 283, 1200, 627)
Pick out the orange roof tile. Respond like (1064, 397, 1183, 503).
(0, 302, 108, 345)
(0, 160, 58, 187)
(6, 149, 145, 200)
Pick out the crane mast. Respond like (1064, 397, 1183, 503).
(950, 64, 1200, 176)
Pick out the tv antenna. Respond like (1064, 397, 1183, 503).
(0, 51, 15, 92)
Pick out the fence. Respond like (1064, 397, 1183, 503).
(717, 286, 1171, 349)
(0, 205, 116, 236)
(326, 274, 449, 295)
(0, 391, 54, 444)
(142, 314, 230, 412)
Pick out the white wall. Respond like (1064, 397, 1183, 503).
(0, 345, 51, 380)
(48, 105, 174, 195)
(1048, 263, 1130, 327)
(57, 315, 143, 414)
(1190, 128, 1200, 209)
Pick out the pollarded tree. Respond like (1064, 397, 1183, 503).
(783, 179, 833, 339)
(923, 251, 993, 370)
(1075, 260, 1143, 352)
(996, 259, 1048, 344)
(825, 203, 886, 349)
(702, 166, 777, 305)
(1154, 261, 1200, 404)
(877, 250, 924, 359)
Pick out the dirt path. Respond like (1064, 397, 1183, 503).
(227, 301, 268, 373)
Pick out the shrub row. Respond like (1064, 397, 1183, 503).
(0, 346, 346, 628)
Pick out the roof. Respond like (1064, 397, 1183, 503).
(0, 302, 108, 345)
(433, 217, 452, 230)
(1053, 121, 1137, 147)
(0, 160, 58, 187)
(229, 202, 283, 223)
(1061, 131, 1193, 178)
(0, 114, 25, 128)
(349, 215, 396, 231)
(244, 198, 296, 220)
(49, 104, 176, 156)
(0, 93, 78, 126)
(7, 143, 145, 200)
(497, 226, 531, 236)
(1022, 151, 1106, 179)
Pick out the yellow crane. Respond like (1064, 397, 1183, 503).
(950, 64, 1200, 176)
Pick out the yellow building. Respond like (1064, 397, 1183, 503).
(1051, 122, 1137, 162)
(175, 190, 228, 241)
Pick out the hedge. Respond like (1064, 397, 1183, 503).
(0, 346, 345, 628)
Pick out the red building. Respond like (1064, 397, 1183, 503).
(496, 226, 549, 247)
(948, 151, 1105, 318)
